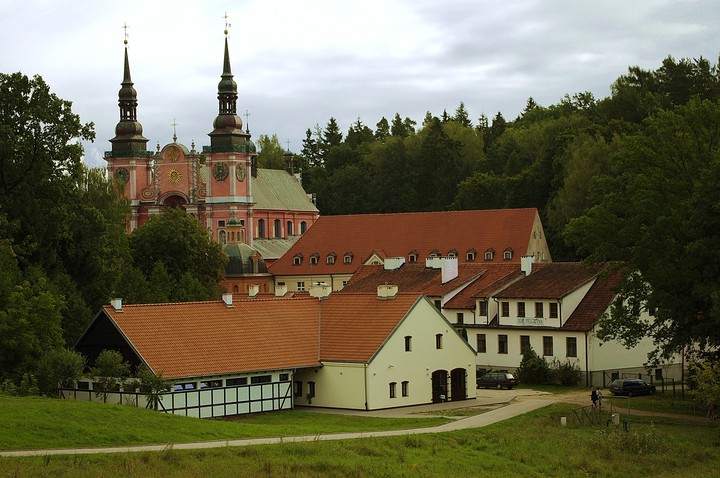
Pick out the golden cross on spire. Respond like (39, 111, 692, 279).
(286, 140, 291, 151)
(222, 12, 231, 36)
(171, 118, 179, 143)
(122, 22, 129, 45)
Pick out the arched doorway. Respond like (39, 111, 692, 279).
(431, 370, 448, 403)
(162, 194, 187, 208)
(450, 368, 468, 401)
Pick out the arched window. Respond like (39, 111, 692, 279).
(300, 221, 307, 234)
(219, 230, 227, 244)
(258, 219, 265, 238)
(287, 221, 294, 236)
(274, 219, 282, 238)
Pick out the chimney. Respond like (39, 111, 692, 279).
(110, 298, 123, 312)
(377, 284, 399, 299)
(248, 284, 259, 298)
(222, 292, 233, 307)
(384, 257, 405, 271)
(441, 257, 458, 283)
(521, 255, 534, 276)
(275, 284, 288, 297)
(310, 282, 332, 298)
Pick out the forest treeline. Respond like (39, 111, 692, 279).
(254, 56, 720, 261)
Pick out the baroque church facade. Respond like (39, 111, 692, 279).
(104, 32, 318, 255)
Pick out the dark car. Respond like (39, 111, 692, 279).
(608, 378, 656, 396)
(476, 372, 518, 389)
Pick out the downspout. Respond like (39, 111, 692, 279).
(584, 331, 590, 387)
(364, 363, 369, 411)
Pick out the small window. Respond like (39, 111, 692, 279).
(300, 221, 308, 234)
(501, 302, 509, 317)
(200, 380, 222, 389)
(287, 221, 294, 236)
(517, 302, 525, 317)
(226, 377, 248, 387)
(467, 251, 476, 261)
(535, 302, 544, 318)
(404, 335, 412, 352)
(484, 250, 494, 261)
(293, 255, 302, 265)
(297, 281, 306, 291)
(655, 368, 663, 380)
(218, 220, 226, 228)
(310, 255, 319, 265)
(401, 381, 409, 397)
(435, 333, 443, 349)
(456, 312, 464, 325)
(279, 373, 289, 382)
(258, 219, 266, 238)
(543, 336, 554, 357)
(294, 381, 303, 397)
(250, 375, 272, 384)
(274, 219, 282, 238)
(434, 299, 442, 310)
(307, 381, 315, 398)
(343, 254, 352, 264)
(566, 337, 577, 358)
(409, 253, 417, 263)
(503, 249, 513, 260)
(549, 303, 559, 318)
(447, 250, 457, 258)
(326, 255, 335, 264)
(477, 334, 486, 353)
(389, 382, 397, 398)
(520, 335, 531, 354)
(479, 301, 488, 316)
(498, 334, 508, 354)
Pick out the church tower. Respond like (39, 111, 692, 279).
(202, 26, 257, 246)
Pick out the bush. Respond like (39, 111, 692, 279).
(516, 347, 551, 384)
(551, 359, 582, 386)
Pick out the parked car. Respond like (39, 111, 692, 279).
(608, 378, 656, 396)
(476, 372, 518, 389)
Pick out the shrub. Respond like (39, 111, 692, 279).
(516, 347, 551, 384)
(551, 359, 582, 386)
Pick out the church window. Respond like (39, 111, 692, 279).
(287, 221, 294, 236)
(300, 221, 307, 234)
(258, 219, 266, 238)
(219, 230, 226, 244)
(274, 219, 282, 238)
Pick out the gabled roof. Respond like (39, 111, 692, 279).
(341, 263, 501, 298)
(253, 169, 319, 212)
(563, 269, 624, 332)
(443, 264, 524, 309)
(77, 292, 430, 379)
(318, 293, 424, 362)
(95, 299, 321, 379)
(494, 262, 603, 300)
(268, 208, 544, 275)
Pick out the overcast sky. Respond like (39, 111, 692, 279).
(2, 0, 718, 167)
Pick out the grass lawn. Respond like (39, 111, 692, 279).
(2, 402, 718, 478)
(0, 394, 448, 451)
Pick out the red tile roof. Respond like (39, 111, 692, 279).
(268, 208, 543, 275)
(563, 269, 624, 332)
(494, 262, 603, 300)
(94, 292, 426, 378)
(101, 299, 321, 379)
(444, 264, 524, 309)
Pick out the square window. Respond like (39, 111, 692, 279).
(456, 312, 464, 325)
(344, 255, 352, 264)
(520, 335, 531, 354)
(479, 301, 488, 316)
(517, 302, 525, 317)
(297, 281, 306, 292)
(549, 303, 559, 318)
(535, 302, 544, 318)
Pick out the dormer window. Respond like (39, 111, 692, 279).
(466, 249, 476, 261)
(447, 249, 458, 258)
(408, 250, 418, 263)
(326, 253, 336, 265)
(343, 253, 353, 264)
(503, 248, 513, 261)
(429, 249, 441, 258)
(484, 249, 495, 261)
(293, 254, 303, 265)
(310, 254, 319, 265)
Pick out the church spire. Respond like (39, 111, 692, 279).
(209, 17, 249, 151)
(110, 26, 148, 156)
